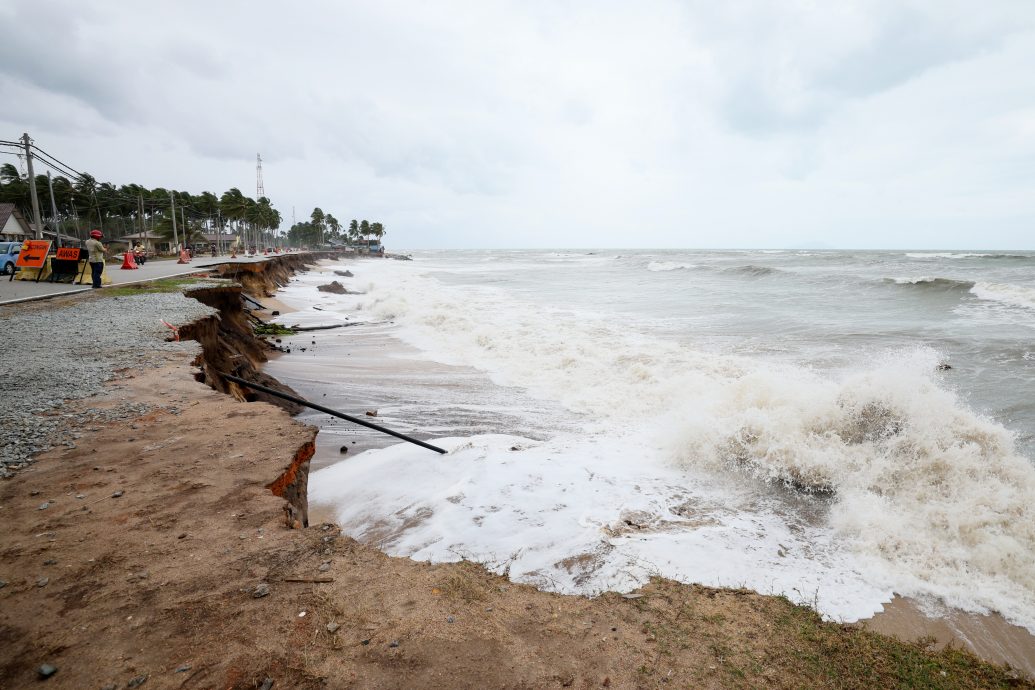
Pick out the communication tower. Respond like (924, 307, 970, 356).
(256, 153, 265, 198)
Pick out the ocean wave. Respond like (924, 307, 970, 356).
(723, 264, 780, 277)
(314, 260, 1035, 631)
(970, 282, 1035, 310)
(646, 261, 698, 272)
(885, 276, 975, 290)
(906, 252, 1032, 260)
(670, 348, 1035, 629)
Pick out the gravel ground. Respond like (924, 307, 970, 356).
(0, 291, 217, 477)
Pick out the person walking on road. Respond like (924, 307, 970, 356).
(86, 229, 106, 289)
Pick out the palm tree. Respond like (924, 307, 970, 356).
(311, 207, 325, 246)
(195, 191, 220, 229)
(220, 188, 249, 247)
(0, 163, 337, 253)
(325, 214, 341, 243)
(0, 163, 29, 217)
(73, 173, 101, 230)
(251, 197, 279, 248)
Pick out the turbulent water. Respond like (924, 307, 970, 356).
(267, 249, 1035, 631)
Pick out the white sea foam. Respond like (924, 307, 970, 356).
(970, 282, 1035, 311)
(906, 252, 984, 259)
(888, 276, 974, 289)
(309, 259, 1035, 631)
(312, 433, 889, 620)
(647, 261, 698, 272)
(892, 276, 937, 284)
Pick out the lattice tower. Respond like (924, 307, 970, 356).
(256, 153, 265, 198)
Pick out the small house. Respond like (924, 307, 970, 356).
(0, 203, 32, 241)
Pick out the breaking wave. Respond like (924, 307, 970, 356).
(970, 282, 1035, 311)
(647, 261, 698, 272)
(885, 277, 975, 290)
(343, 262, 1035, 630)
(907, 252, 1032, 260)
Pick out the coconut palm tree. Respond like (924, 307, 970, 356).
(326, 214, 341, 243)
(0, 163, 29, 216)
(195, 191, 220, 233)
(310, 208, 326, 246)
(220, 188, 249, 247)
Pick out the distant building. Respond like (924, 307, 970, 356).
(0, 203, 33, 240)
(201, 232, 239, 253)
(119, 230, 170, 253)
(355, 238, 382, 254)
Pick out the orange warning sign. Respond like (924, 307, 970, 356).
(14, 240, 51, 268)
(56, 247, 81, 260)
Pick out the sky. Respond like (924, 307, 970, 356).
(1, 0, 1034, 249)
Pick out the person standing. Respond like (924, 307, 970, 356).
(85, 229, 106, 288)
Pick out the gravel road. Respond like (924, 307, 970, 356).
(0, 291, 216, 477)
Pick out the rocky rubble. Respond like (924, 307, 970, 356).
(0, 292, 215, 477)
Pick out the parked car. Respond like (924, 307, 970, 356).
(0, 240, 22, 275)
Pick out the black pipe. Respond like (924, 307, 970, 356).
(240, 293, 265, 309)
(221, 372, 447, 455)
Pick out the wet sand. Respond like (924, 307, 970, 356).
(864, 597, 1035, 676)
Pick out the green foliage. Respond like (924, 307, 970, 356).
(1, 158, 374, 252)
(253, 322, 297, 336)
(0, 163, 284, 249)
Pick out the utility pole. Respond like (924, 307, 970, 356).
(138, 193, 144, 247)
(71, 201, 81, 239)
(170, 191, 180, 252)
(21, 133, 44, 240)
(46, 171, 61, 247)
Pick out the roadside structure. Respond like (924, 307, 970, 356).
(119, 230, 167, 254)
(0, 203, 32, 240)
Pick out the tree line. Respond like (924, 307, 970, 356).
(0, 163, 281, 250)
(0, 162, 386, 252)
(286, 209, 386, 249)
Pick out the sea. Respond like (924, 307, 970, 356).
(263, 249, 1035, 633)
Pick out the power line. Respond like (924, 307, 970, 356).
(3, 134, 286, 233)
(28, 155, 84, 182)
(28, 144, 85, 180)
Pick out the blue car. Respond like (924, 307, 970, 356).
(0, 240, 21, 275)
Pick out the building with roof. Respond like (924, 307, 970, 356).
(0, 203, 33, 240)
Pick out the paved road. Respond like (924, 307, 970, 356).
(0, 253, 299, 305)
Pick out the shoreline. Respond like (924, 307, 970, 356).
(865, 597, 1035, 677)
(0, 257, 1031, 687)
(266, 257, 1035, 676)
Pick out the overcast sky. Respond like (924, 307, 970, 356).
(2, 1, 1033, 249)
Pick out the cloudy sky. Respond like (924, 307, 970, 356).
(2, 1, 1033, 249)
